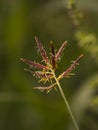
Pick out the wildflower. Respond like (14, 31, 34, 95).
(20, 36, 83, 93)
(21, 36, 83, 130)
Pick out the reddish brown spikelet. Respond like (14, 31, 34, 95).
(35, 36, 49, 63)
(34, 82, 57, 91)
(55, 41, 67, 61)
(50, 41, 56, 69)
(24, 69, 53, 79)
(36, 72, 53, 79)
(58, 54, 83, 79)
(20, 58, 49, 70)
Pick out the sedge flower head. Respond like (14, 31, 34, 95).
(20, 36, 83, 93)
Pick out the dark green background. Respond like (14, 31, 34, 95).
(0, 0, 98, 130)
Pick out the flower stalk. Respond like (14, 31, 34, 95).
(51, 69, 79, 130)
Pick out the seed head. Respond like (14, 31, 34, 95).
(21, 37, 83, 92)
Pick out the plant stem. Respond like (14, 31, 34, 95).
(51, 69, 79, 130)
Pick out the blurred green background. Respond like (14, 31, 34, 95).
(0, 0, 98, 130)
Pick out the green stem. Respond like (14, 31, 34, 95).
(52, 70, 79, 130)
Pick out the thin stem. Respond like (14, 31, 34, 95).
(51, 69, 79, 130)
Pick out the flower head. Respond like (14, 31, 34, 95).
(21, 37, 83, 93)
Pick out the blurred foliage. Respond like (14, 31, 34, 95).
(0, 0, 98, 130)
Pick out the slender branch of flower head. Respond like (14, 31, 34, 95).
(20, 58, 49, 70)
(24, 68, 53, 79)
(58, 54, 84, 80)
(55, 41, 67, 61)
(35, 36, 50, 64)
(50, 41, 56, 70)
(34, 82, 57, 91)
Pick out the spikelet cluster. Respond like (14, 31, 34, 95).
(21, 36, 83, 93)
